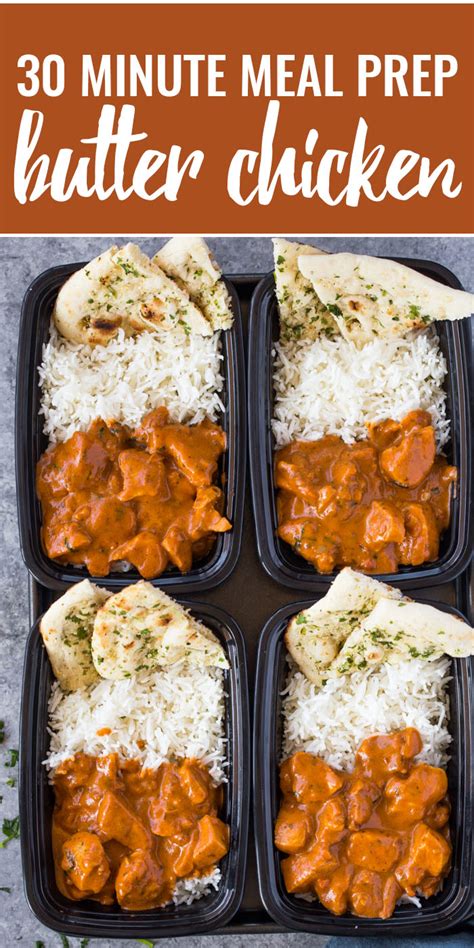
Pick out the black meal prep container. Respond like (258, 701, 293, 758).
(248, 261, 472, 592)
(20, 599, 250, 939)
(253, 598, 474, 937)
(16, 264, 246, 592)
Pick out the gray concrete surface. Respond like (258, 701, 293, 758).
(0, 236, 472, 946)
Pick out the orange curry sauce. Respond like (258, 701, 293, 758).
(52, 753, 229, 910)
(275, 728, 451, 919)
(36, 407, 231, 579)
(275, 410, 456, 574)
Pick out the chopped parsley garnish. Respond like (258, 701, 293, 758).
(4, 749, 18, 768)
(0, 816, 20, 847)
(326, 303, 343, 318)
(116, 258, 141, 278)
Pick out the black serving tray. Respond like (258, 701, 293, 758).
(253, 597, 474, 937)
(20, 599, 250, 939)
(19, 273, 474, 936)
(15, 265, 246, 592)
(248, 261, 472, 592)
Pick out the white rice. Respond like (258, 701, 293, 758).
(46, 662, 227, 784)
(39, 325, 225, 444)
(272, 331, 449, 447)
(173, 868, 222, 906)
(282, 656, 452, 771)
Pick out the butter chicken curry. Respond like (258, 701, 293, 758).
(53, 753, 229, 909)
(37, 407, 231, 579)
(275, 728, 451, 919)
(275, 410, 456, 574)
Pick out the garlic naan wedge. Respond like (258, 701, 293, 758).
(54, 243, 211, 345)
(331, 597, 474, 677)
(285, 568, 401, 685)
(310, 567, 403, 616)
(154, 236, 233, 331)
(92, 581, 228, 680)
(286, 568, 474, 684)
(40, 580, 111, 691)
(298, 252, 474, 347)
(273, 237, 335, 341)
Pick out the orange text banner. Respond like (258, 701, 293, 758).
(1, 3, 473, 233)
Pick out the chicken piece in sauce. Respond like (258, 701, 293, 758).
(275, 410, 456, 575)
(60, 831, 111, 896)
(37, 408, 231, 579)
(52, 753, 229, 911)
(115, 849, 169, 910)
(275, 728, 451, 920)
(395, 823, 451, 897)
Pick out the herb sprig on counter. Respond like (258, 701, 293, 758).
(0, 815, 20, 847)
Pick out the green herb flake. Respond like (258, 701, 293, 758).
(4, 749, 18, 768)
(0, 816, 20, 848)
(326, 303, 343, 318)
(117, 258, 141, 278)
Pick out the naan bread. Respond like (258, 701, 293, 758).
(298, 252, 474, 347)
(285, 568, 401, 685)
(54, 243, 211, 345)
(40, 580, 111, 691)
(331, 598, 474, 676)
(286, 611, 351, 686)
(154, 236, 233, 330)
(273, 238, 335, 341)
(92, 581, 228, 680)
(286, 567, 474, 684)
(308, 567, 402, 616)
